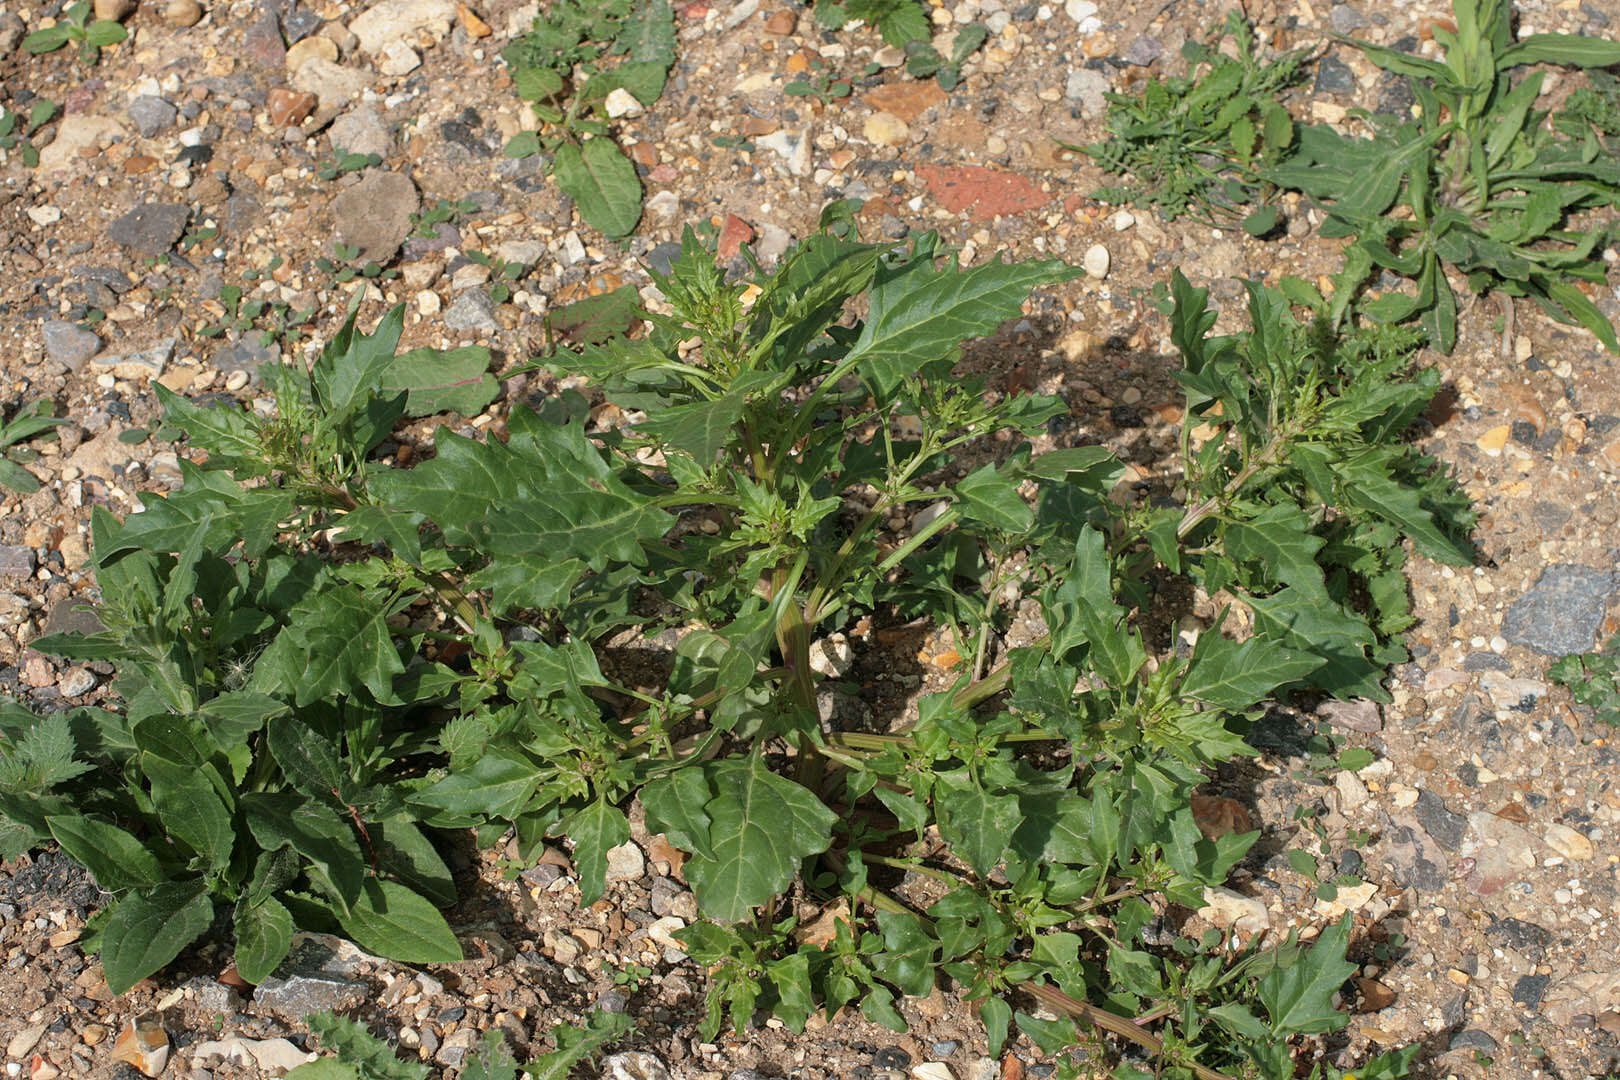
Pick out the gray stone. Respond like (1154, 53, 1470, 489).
(330, 170, 418, 264)
(1065, 67, 1110, 119)
(1485, 917, 1551, 956)
(443, 290, 499, 334)
(180, 976, 244, 1014)
(1314, 55, 1355, 95)
(106, 202, 189, 256)
(1462, 650, 1509, 672)
(0, 11, 25, 54)
(243, 13, 287, 68)
(602, 1053, 671, 1080)
(41, 599, 103, 637)
(435, 1028, 478, 1068)
(328, 106, 392, 159)
(1449, 1029, 1497, 1053)
(57, 668, 96, 697)
(0, 547, 36, 579)
(604, 840, 645, 883)
(1328, 4, 1366, 33)
(1380, 815, 1448, 893)
(92, 338, 175, 380)
(214, 338, 278, 383)
(42, 320, 102, 371)
(1502, 564, 1620, 655)
(253, 936, 374, 1022)
(1318, 698, 1382, 733)
(1413, 789, 1466, 852)
(1121, 34, 1163, 66)
(127, 95, 178, 138)
(283, 6, 323, 41)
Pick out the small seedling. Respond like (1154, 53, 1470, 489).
(410, 198, 479, 240)
(0, 400, 68, 493)
(22, 1, 128, 63)
(0, 99, 58, 167)
(784, 57, 854, 103)
(317, 151, 383, 181)
(1550, 632, 1620, 727)
(464, 251, 526, 305)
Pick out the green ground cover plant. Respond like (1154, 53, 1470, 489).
(501, 0, 677, 237)
(1550, 632, 1620, 728)
(0, 400, 68, 494)
(0, 220, 1472, 1077)
(0, 98, 58, 168)
(21, 0, 127, 63)
(1086, 0, 1620, 353)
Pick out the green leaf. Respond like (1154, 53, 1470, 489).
(872, 910, 937, 997)
(845, 255, 1082, 399)
(234, 896, 294, 984)
(335, 879, 462, 964)
(1223, 503, 1325, 592)
(304, 1012, 430, 1080)
(370, 410, 670, 569)
(636, 393, 745, 463)
(935, 777, 1022, 878)
(243, 793, 367, 912)
(412, 751, 540, 821)
(1046, 526, 1145, 686)
(681, 755, 838, 923)
(22, 24, 73, 52)
(47, 814, 167, 891)
(1543, 279, 1619, 355)
(467, 556, 584, 615)
(554, 140, 642, 239)
(524, 1010, 633, 1080)
(100, 879, 213, 995)
(460, 1030, 520, 1080)
(336, 506, 425, 564)
(1498, 33, 1620, 69)
(549, 284, 641, 344)
(559, 797, 630, 904)
(954, 463, 1033, 533)
(142, 755, 235, 870)
(271, 584, 406, 706)
(378, 346, 500, 417)
(82, 19, 127, 46)
(641, 768, 716, 861)
(1180, 623, 1324, 710)
(0, 459, 41, 493)
(1257, 915, 1357, 1035)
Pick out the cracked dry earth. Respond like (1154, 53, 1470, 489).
(3, 0, 1620, 1076)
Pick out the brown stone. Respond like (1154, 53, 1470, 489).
(629, 140, 659, 167)
(1355, 977, 1398, 1011)
(740, 115, 779, 137)
(716, 213, 753, 259)
(457, 2, 491, 37)
(124, 154, 157, 174)
(1190, 794, 1254, 840)
(762, 8, 794, 33)
(864, 79, 947, 123)
(916, 163, 1052, 221)
(1494, 801, 1530, 823)
(266, 87, 317, 128)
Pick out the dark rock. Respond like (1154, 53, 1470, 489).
(77, 265, 132, 295)
(596, 988, 629, 1013)
(1582, 2, 1609, 28)
(645, 241, 683, 277)
(214, 338, 277, 384)
(1375, 71, 1414, 118)
(1449, 1029, 1497, 1052)
(41, 599, 104, 638)
(177, 144, 213, 168)
(243, 14, 287, 68)
(41, 320, 101, 371)
(1314, 55, 1355, 95)
(873, 1047, 911, 1070)
(1337, 849, 1363, 876)
(1462, 651, 1510, 672)
(1248, 706, 1313, 758)
(283, 6, 323, 41)
(930, 1041, 959, 1056)
(1413, 789, 1466, 852)
(224, 192, 263, 235)
(1502, 564, 1620, 656)
(127, 95, 178, 138)
(1485, 917, 1552, 956)
(1512, 973, 1549, 1010)
(106, 203, 190, 256)
(441, 109, 497, 158)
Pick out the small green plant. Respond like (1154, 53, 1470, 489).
(0, 400, 68, 493)
(0, 99, 58, 168)
(318, 152, 384, 181)
(1, 216, 1468, 1077)
(22, 1, 128, 62)
(410, 198, 480, 240)
(901, 24, 989, 92)
(199, 283, 317, 348)
(1077, 13, 1313, 230)
(1550, 632, 1620, 727)
(784, 57, 854, 104)
(1270, 0, 1620, 352)
(501, 0, 676, 238)
(316, 243, 399, 285)
(464, 251, 526, 305)
(289, 1012, 428, 1079)
(609, 959, 653, 992)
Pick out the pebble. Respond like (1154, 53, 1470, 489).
(1314, 55, 1355, 95)
(377, 39, 422, 75)
(912, 1065, 955, 1080)
(348, 0, 456, 54)
(1198, 886, 1269, 933)
(1476, 424, 1511, 455)
(1318, 698, 1382, 733)
(443, 290, 499, 333)
(329, 106, 392, 158)
(1065, 67, 1109, 118)
(106, 202, 189, 256)
(164, 0, 203, 24)
(332, 170, 420, 264)
(92, 338, 174, 381)
(6, 1026, 44, 1059)
(602, 1052, 672, 1080)
(0, 547, 36, 579)
(286, 36, 339, 73)
(57, 667, 96, 697)
(1544, 823, 1594, 861)
(25, 205, 62, 227)
(42, 320, 102, 371)
(864, 112, 909, 148)
(604, 88, 644, 119)
(1082, 243, 1109, 280)
(1501, 564, 1619, 656)
(267, 88, 318, 129)
(1111, 210, 1135, 231)
(605, 841, 645, 883)
(808, 635, 853, 678)
(417, 289, 442, 316)
(127, 96, 178, 138)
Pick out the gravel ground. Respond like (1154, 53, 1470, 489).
(3, 0, 1620, 1076)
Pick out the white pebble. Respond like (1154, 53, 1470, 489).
(1083, 243, 1110, 280)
